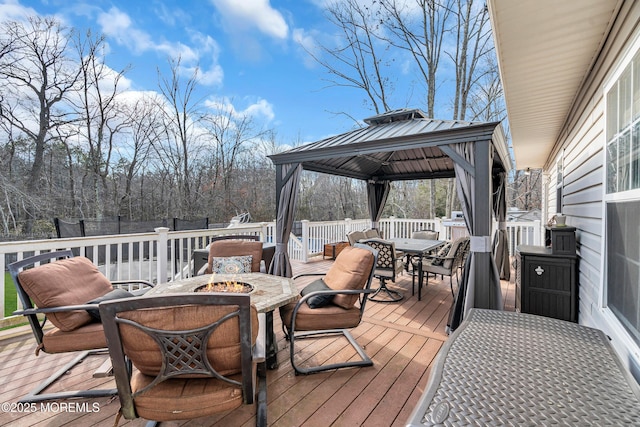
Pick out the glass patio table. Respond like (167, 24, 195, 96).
(389, 238, 445, 301)
(146, 272, 297, 369)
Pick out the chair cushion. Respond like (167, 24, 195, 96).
(118, 304, 259, 377)
(210, 255, 253, 274)
(85, 288, 134, 320)
(207, 240, 262, 273)
(131, 371, 244, 421)
(18, 257, 114, 331)
(323, 246, 375, 309)
(300, 279, 333, 308)
(279, 301, 362, 331)
(41, 322, 107, 353)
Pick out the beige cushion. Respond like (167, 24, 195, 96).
(131, 371, 244, 421)
(207, 241, 263, 273)
(118, 304, 259, 377)
(323, 246, 375, 309)
(41, 322, 107, 353)
(18, 257, 113, 332)
(279, 302, 362, 331)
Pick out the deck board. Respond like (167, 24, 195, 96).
(0, 257, 515, 426)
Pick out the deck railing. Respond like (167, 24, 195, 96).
(0, 217, 540, 324)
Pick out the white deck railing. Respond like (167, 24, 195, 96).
(0, 217, 540, 324)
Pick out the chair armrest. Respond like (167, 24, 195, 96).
(292, 272, 326, 280)
(13, 303, 100, 316)
(253, 313, 266, 362)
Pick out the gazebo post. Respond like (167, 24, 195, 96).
(472, 139, 493, 309)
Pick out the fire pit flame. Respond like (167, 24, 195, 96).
(195, 273, 253, 293)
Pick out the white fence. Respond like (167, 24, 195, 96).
(0, 217, 540, 324)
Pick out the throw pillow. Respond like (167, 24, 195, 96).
(86, 288, 135, 320)
(431, 242, 452, 266)
(210, 255, 253, 274)
(17, 256, 114, 331)
(300, 279, 334, 308)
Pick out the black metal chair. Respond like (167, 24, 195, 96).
(8, 250, 154, 403)
(99, 293, 266, 426)
(412, 236, 470, 296)
(361, 238, 405, 302)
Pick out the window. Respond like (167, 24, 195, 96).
(605, 50, 640, 346)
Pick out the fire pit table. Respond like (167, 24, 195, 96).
(146, 273, 297, 369)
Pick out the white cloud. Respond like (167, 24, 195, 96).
(211, 0, 288, 39)
(293, 27, 319, 68)
(96, 7, 223, 86)
(0, 0, 37, 23)
(205, 96, 275, 123)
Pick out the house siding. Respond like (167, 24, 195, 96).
(546, 2, 640, 378)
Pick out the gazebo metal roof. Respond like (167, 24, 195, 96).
(269, 109, 512, 181)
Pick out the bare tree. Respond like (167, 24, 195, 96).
(0, 17, 81, 231)
(201, 104, 264, 219)
(73, 29, 130, 218)
(156, 57, 204, 216)
(307, 0, 394, 116)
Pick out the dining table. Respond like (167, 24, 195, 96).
(389, 238, 445, 301)
(145, 272, 297, 370)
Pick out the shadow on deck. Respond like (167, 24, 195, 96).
(0, 257, 515, 427)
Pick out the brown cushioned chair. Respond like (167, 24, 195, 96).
(201, 240, 264, 275)
(99, 293, 266, 426)
(8, 250, 154, 403)
(279, 244, 377, 375)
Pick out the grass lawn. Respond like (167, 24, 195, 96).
(4, 272, 18, 316)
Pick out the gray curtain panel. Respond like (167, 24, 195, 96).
(367, 180, 391, 230)
(270, 163, 303, 278)
(493, 171, 511, 280)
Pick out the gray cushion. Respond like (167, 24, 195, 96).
(300, 279, 334, 308)
(86, 288, 134, 320)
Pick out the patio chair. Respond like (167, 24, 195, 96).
(412, 236, 470, 296)
(361, 238, 405, 302)
(8, 250, 154, 403)
(346, 230, 366, 245)
(279, 244, 377, 375)
(99, 293, 266, 426)
(411, 230, 439, 240)
(200, 239, 263, 275)
(363, 228, 381, 239)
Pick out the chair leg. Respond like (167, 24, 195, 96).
(19, 349, 118, 403)
(289, 328, 373, 375)
(368, 278, 403, 302)
(256, 361, 267, 427)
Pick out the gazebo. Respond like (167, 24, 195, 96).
(268, 109, 512, 329)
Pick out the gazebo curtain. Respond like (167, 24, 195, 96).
(367, 180, 391, 230)
(493, 172, 510, 280)
(448, 141, 503, 331)
(269, 163, 302, 278)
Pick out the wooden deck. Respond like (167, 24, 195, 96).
(0, 258, 515, 427)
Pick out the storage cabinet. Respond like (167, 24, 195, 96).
(515, 245, 577, 322)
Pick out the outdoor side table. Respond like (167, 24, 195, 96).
(323, 241, 349, 259)
(406, 309, 640, 426)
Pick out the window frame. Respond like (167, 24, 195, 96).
(602, 35, 640, 349)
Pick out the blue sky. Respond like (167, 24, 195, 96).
(1, 0, 399, 146)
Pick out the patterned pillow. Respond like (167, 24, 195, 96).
(210, 256, 253, 274)
(431, 242, 452, 266)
